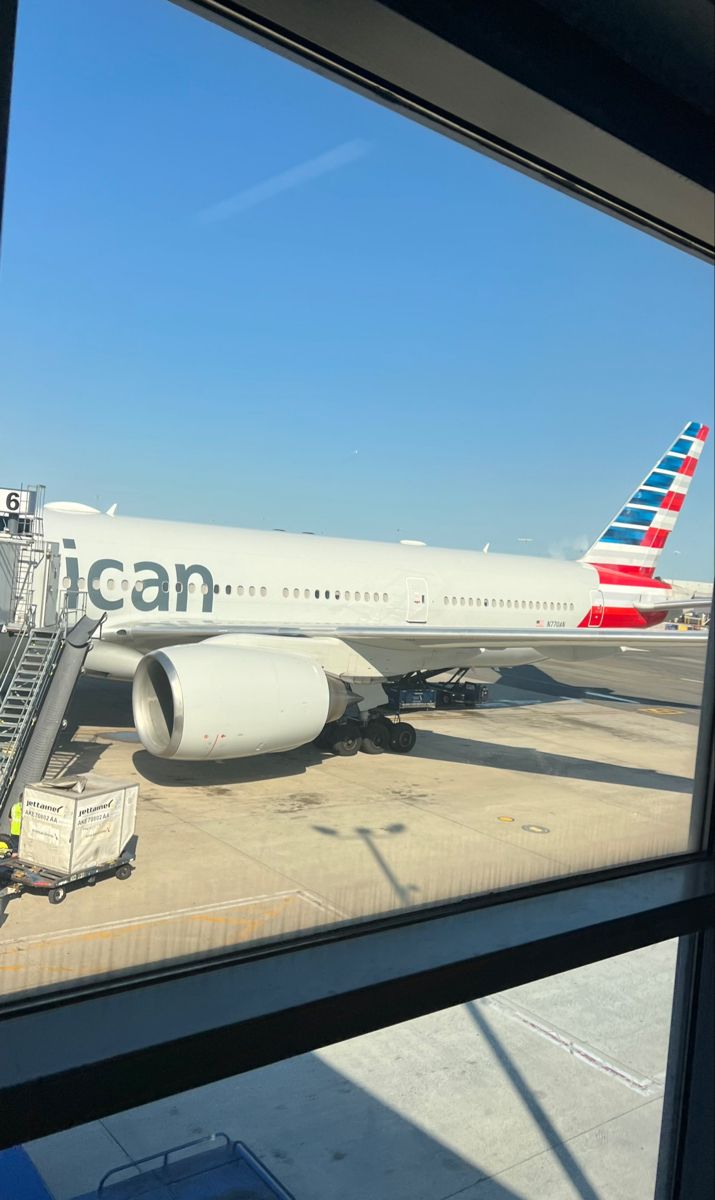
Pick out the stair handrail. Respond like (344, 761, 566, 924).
(0, 621, 65, 797)
(0, 611, 34, 697)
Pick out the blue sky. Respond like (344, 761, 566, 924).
(1, 0, 713, 579)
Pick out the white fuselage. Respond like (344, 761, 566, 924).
(37, 506, 673, 685)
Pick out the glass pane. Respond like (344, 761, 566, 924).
(0, 0, 711, 1004)
(16, 941, 679, 1200)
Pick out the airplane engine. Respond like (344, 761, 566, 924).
(132, 642, 355, 760)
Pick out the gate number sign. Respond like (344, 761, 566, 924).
(0, 487, 34, 517)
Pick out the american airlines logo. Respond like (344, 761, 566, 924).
(63, 541, 216, 614)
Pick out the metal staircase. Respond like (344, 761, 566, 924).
(0, 482, 104, 831)
(0, 615, 64, 811)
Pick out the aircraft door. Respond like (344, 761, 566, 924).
(406, 577, 429, 623)
(588, 589, 605, 627)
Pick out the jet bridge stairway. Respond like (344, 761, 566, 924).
(0, 611, 102, 836)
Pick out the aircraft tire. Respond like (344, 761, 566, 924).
(332, 728, 361, 756)
(389, 723, 416, 754)
(360, 719, 390, 754)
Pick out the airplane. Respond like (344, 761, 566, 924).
(33, 420, 709, 761)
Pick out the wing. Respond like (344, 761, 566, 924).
(108, 619, 708, 654)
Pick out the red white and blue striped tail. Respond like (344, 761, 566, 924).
(581, 421, 709, 579)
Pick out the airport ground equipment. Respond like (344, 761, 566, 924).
(0, 483, 104, 836)
(0, 773, 137, 905)
(385, 670, 489, 712)
(0, 844, 135, 906)
(92, 1132, 296, 1200)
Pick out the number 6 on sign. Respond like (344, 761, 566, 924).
(0, 487, 32, 517)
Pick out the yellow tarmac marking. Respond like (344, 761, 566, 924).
(0, 890, 341, 979)
(640, 706, 685, 716)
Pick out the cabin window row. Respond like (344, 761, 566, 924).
(443, 596, 576, 612)
(281, 588, 389, 602)
(63, 577, 390, 603)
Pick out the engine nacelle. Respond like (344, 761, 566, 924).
(132, 642, 353, 760)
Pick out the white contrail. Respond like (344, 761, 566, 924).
(198, 138, 370, 223)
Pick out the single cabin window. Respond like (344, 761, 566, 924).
(201, 583, 209, 595)
(226, 585, 231, 595)
(283, 588, 289, 598)
(260, 586, 267, 597)
(62, 576, 71, 589)
(188, 583, 196, 594)
(249, 586, 256, 597)
(213, 584, 219, 594)
(237, 585, 244, 596)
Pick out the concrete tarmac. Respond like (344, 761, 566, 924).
(4, 639, 707, 1200)
(0, 639, 705, 1001)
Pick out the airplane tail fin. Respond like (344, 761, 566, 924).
(581, 421, 709, 578)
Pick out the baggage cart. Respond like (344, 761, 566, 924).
(0, 843, 135, 905)
(93, 1132, 295, 1200)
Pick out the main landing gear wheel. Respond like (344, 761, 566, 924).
(389, 723, 416, 754)
(360, 719, 391, 754)
(332, 728, 361, 756)
(115, 863, 132, 881)
(48, 886, 66, 905)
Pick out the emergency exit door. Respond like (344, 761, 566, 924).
(406, 577, 429, 623)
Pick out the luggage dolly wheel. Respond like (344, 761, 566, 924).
(48, 886, 66, 905)
(389, 722, 417, 754)
(115, 863, 133, 881)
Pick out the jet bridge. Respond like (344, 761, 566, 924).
(0, 484, 102, 836)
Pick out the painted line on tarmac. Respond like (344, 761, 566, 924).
(480, 996, 662, 1097)
(584, 691, 634, 704)
(680, 677, 703, 684)
(0, 889, 338, 950)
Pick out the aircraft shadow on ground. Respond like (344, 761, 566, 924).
(65, 675, 693, 794)
(130, 745, 326, 787)
(497, 663, 701, 711)
(411, 729, 693, 794)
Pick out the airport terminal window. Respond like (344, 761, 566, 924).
(0, 0, 711, 1036)
(17, 940, 677, 1200)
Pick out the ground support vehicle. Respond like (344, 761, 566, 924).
(0, 845, 135, 905)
